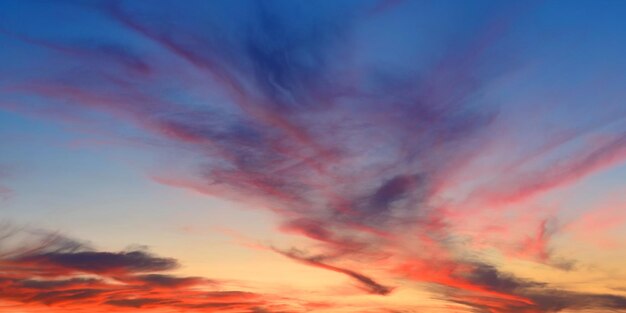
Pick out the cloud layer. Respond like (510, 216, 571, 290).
(0, 225, 293, 313)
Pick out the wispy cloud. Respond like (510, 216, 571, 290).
(0, 166, 13, 201)
(0, 225, 299, 313)
(274, 247, 393, 295)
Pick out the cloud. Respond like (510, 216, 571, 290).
(275, 247, 393, 295)
(17, 250, 178, 275)
(473, 133, 626, 207)
(123, 274, 207, 288)
(0, 225, 286, 312)
(0, 185, 11, 201)
(431, 261, 626, 313)
(16, 277, 102, 290)
(0, 166, 13, 201)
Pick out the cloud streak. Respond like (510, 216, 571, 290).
(275, 248, 393, 295)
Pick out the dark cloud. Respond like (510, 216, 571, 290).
(105, 298, 174, 308)
(18, 277, 101, 289)
(359, 174, 425, 220)
(28, 289, 105, 305)
(130, 274, 206, 288)
(276, 248, 393, 295)
(441, 262, 626, 313)
(528, 290, 626, 312)
(18, 250, 178, 274)
(464, 263, 543, 293)
(0, 226, 279, 312)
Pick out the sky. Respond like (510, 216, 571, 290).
(1, 0, 626, 312)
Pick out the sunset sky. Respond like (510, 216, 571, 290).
(1, 1, 626, 312)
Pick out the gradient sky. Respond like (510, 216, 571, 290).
(1, 1, 626, 312)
